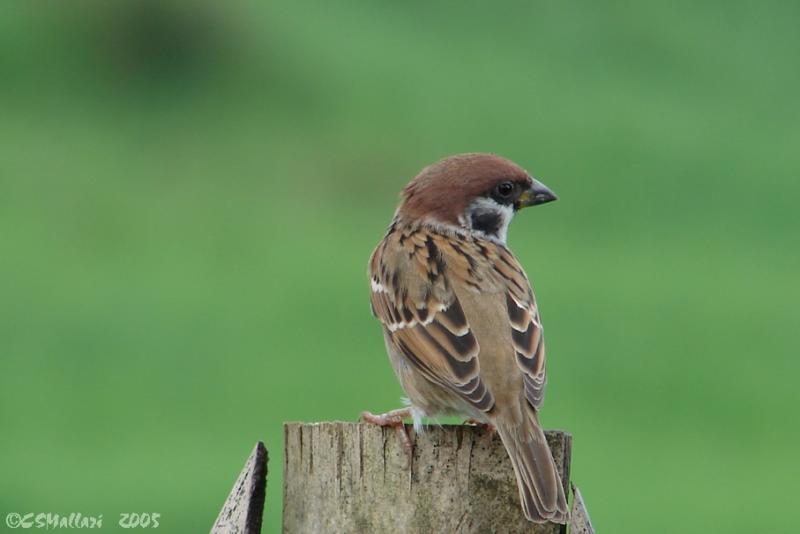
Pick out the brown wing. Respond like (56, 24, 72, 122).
(368, 223, 495, 413)
(416, 229, 548, 410)
(491, 244, 548, 409)
(424, 229, 548, 410)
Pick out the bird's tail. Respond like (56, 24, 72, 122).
(495, 406, 569, 524)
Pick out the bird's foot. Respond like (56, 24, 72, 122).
(463, 418, 496, 434)
(361, 408, 414, 467)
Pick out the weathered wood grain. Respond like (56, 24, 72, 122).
(283, 422, 571, 534)
(569, 484, 595, 534)
(211, 441, 268, 534)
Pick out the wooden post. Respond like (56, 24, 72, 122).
(283, 422, 571, 534)
(211, 442, 268, 534)
(569, 484, 596, 534)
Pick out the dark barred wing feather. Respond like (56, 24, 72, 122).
(369, 225, 495, 414)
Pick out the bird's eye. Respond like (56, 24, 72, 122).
(495, 182, 514, 198)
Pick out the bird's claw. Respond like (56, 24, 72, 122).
(463, 418, 496, 434)
(361, 408, 414, 468)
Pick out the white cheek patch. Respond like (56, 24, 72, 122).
(465, 197, 514, 243)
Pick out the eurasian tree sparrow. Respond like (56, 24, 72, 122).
(364, 153, 568, 523)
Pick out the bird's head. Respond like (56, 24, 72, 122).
(397, 153, 557, 243)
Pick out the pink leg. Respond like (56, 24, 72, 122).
(464, 418, 496, 434)
(361, 408, 413, 467)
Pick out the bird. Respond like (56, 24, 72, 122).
(363, 153, 569, 524)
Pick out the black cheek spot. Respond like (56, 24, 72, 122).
(470, 211, 502, 237)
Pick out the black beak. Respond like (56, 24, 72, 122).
(518, 180, 558, 208)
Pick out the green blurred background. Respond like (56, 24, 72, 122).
(1, 1, 798, 532)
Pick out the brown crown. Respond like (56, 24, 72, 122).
(398, 153, 532, 225)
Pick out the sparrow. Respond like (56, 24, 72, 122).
(363, 153, 568, 523)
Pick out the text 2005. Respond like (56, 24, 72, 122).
(119, 513, 161, 529)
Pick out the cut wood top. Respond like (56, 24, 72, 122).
(283, 422, 571, 534)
